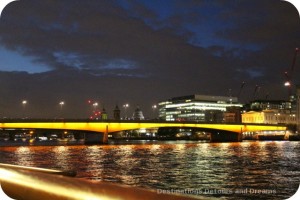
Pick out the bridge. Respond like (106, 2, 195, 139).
(0, 120, 287, 143)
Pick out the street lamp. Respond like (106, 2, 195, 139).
(59, 101, 65, 118)
(59, 101, 65, 110)
(92, 102, 99, 120)
(123, 103, 129, 120)
(284, 81, 291, 87)
(22, 100, 27, 118)
(152, 104, 157, 119)
(93, 102, 98, 110)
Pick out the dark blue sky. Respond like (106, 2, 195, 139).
(0, 0, 299, 118)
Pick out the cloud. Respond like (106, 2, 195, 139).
(216, 0, 300, 46)
(0, 0, 299, 117)
(0, 0, 239, 79)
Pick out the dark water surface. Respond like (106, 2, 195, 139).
(0, 140, 299, 199)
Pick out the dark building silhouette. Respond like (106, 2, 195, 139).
(133, 106, 145, 120)
(113, 105, 121, 120)
(101, 108, 108, 120)
(224, 106, 242, 123)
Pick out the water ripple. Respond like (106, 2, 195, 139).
(0, 141, 299, 199)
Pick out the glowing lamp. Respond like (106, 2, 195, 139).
(284, 81, 291, 86)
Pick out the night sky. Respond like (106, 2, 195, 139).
(0, 0, 299, 119)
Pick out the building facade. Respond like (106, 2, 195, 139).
(242, 110, 296, 125)
(158, 95, 243, 122)
(247, 100, 293, 112)
(242, 97, 298, 125)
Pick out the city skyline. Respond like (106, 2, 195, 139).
(0, 0, 300, 118)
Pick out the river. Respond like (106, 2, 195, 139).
(0, 140, 299, 199)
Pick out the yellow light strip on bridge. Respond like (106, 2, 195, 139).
(0, 122, 286, 133)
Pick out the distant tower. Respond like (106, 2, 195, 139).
(113, 105, 121, 120)
(101, 108, 108, 120)
(133, 106, 145, 120)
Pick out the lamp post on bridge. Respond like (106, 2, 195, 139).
(59, 101, 65, 118)
(59, 101, 65, 109)
(87, 100, 100, 119)
(92, 102, 98, 111)
(123, 103, 129, 120)
(92, 102, 100, 120)
(22, 100, 27, 119)
(152, 104, 157, 120)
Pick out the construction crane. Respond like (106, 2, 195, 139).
(237, 81, 246, 99)
(253, 84, 260, 100)
(284, 48, 299, 97)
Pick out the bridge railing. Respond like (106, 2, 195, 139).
(0, 118, 289, 126)
(0, 163, 76, 177)
(0, 164, 201, 200)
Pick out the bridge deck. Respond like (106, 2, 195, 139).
(0, 120, 287, 133)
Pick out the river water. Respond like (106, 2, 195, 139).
(0, 140, 299, 200)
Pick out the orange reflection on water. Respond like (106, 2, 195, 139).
(0, 140, 299, 200)
(15, 146, 33, 167)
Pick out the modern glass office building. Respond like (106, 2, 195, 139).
(248, 100, 293, 111)
(158, 94, 243, 122)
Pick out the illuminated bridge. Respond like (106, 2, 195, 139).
(0, 120, 287, 143)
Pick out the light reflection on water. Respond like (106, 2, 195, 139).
(0, 140, 299, 199)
